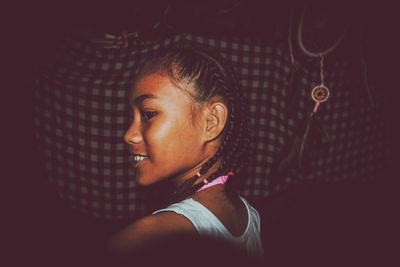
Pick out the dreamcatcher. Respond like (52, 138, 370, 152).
(269, 4, 348, 188)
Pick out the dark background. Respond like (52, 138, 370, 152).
(5, 1, 399, 266)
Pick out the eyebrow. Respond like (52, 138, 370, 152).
(130, 93, 158, 106)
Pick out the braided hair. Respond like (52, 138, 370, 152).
(137, 47, 252, 202)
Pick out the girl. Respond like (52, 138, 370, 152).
(108, 47, 264, 264)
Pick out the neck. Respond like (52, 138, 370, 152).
(173, 158, 223, 188)
(170, 164, 224, 204)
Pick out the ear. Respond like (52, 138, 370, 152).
(204, 101, 228, 142)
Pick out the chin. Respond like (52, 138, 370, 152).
(135, 176, 152, 186)
(135, 172, 159, 187)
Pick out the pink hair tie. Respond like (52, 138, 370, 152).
(196, 175, 229, 193)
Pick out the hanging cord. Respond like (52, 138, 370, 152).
(288, 7, 295, 65)
(298, 112, 314, 168)
(359, 23, 375, 108)
(319, 55, 325, 85)
(285, 7, 301, 111)
(297, 5, 348, 58)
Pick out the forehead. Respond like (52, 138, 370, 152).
(130, 72, 192, 105)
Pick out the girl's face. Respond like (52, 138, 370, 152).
(124, 72, 210, 186)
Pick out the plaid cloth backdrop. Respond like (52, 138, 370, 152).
(33, 33, 389, 220)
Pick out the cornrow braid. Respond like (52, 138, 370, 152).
(138, 46, 252, 203)
(176, 61, 242, 195)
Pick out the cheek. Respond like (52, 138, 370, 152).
(145, 119, 179, 154)
(147, 118, 201, 160)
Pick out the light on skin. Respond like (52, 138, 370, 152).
(124, 72, 227, 188)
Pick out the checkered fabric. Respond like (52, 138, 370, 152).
(33, 33, 390, 220)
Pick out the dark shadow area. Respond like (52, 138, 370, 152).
(259, 175, 399, 266)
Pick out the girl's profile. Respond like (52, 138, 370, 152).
(108, 47, 264, 265)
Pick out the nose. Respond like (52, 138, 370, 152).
(124, 120, 143, 145)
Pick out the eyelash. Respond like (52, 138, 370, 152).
(141, 111, 158, 121)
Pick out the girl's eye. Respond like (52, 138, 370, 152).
(142, 111, 158, 121)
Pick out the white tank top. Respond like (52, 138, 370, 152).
(153, 197, 264, 261)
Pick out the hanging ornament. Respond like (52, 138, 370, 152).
(311, 84, 329, 112)
(294, 4, 346, 167)
(311, 85, 329, 103)
(270, 5, 346, 189)
(310, 55, 330, 113)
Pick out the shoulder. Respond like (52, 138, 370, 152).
(137, 211, 197, 235)
(108, 211, 197, 256)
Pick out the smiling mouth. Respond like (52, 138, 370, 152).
(131, 155, 149, 167)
